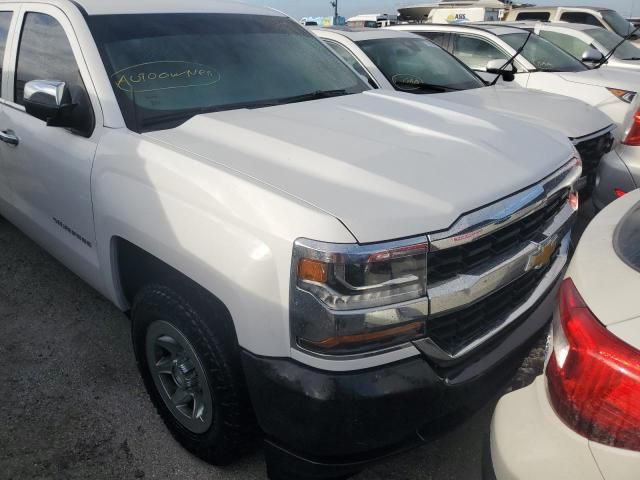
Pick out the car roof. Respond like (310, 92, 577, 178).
(491, 21, 599, 32)
(511, 6, 610, 13)
(398, 23, 526, 36)
(310, 26, 417, 41)
(41, 0, 280, 16)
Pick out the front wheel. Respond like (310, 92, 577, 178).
(131, 283, 255, 465)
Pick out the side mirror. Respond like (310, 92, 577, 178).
(486, 59, 516, 82)
(582, 48, 605, 64)
(23, 80, 77, 127)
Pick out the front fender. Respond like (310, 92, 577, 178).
(91, 129, 355, 358)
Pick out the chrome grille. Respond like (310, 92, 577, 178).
(428, 189, 569, 285)
(428, 258, 556, 354)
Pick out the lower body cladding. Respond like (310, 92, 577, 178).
(593, 145, 640, 211)
(242, 234, 572, 480)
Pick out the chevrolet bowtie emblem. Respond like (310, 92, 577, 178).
(527, 235, 559, 271)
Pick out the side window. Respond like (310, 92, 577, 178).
(0, 12, 12, 96)
(416, 31, 448, 48)
(539, 31, 590, 58)
(452, 34, 509, 70)
(324, 40, 375, 85)
(560, 12, 604, 27)
(516, 12, 551, 21)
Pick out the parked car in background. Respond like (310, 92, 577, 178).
(0, 1, 583, 479)
(503, 21, 640, 71)
(346, 13, 397, 28)
(389, 23, 640, 208)
(488, 189, 640, 480)
(312, 26, 614, 191)
(505, 6, 640, 45)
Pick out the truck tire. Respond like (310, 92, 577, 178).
(131, 283, 255, 465)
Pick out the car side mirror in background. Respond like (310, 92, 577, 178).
(581, 48, 605, 64)
(23, 80, 77, 128)
(486, 59, 516, 82)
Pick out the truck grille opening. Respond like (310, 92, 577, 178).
(574, 131, 614, 194)
(428, 189, 568, 285)
(427, 259, 556, 355)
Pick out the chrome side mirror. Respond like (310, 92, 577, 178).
(486, 59, 516, 82)
(582, 48, 604, 64)
(23, 79, 76, 127)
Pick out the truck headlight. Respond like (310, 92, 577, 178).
(290, 237, 428, 355)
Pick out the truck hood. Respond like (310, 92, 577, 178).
(436, 85, 612, 139)
(557, 67, 640, 93)
(146, 90, 574, 243)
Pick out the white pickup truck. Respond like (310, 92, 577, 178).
(0, 1, 581, 479)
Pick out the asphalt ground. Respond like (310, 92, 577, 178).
(0, 204, 593, 480)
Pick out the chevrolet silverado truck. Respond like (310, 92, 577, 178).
(0, 1, 581, 479)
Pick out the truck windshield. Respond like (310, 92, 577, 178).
(87, 14, 368, 132)
(614, 200, 640, 273)
(357, 37, 485, 93)
(602, 10, 637, 37)
(587, 28, 640, 60)
(501, 32, 588, 72)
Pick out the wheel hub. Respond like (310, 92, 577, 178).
(171, 357, 199, 390)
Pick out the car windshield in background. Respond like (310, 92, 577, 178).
(587, 28, 640, 60)
(501, 32, 588, 72)
(614, 201, 640, 273)
(357, 37, 485, 93)
(87, 14, 367, 132)
(602, 9, 637, 37)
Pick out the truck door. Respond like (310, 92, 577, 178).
(0, 5, 102, 280)
(0, 8, 16, 210)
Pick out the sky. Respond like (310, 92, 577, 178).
(242, 0, 640, 20)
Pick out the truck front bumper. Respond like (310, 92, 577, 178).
(241, 273, 562, 479)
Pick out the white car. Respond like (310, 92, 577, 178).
(505, 6, 640, 46)
(0, 1, 582, 479)
(389, 23, 640, 209)
(312, 26, 614, 191)
(489, 188, 640, 480)
(504, 21, 640, 71)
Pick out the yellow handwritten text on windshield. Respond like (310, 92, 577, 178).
(112, 61, 221, 93)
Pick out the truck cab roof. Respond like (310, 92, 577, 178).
(18, 0, 280, 16)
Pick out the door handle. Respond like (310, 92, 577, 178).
(0, 129, 19, 146)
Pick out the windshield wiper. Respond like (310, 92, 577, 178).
(139, 90, 352, 130)
(594, 25, 640, 68)
(490, 31, 533, 86)
(261, 89, 351, 106)
(395, 82, 460, 93)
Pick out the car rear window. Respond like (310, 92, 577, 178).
(614, 199, 640, 272)
(516, 12, 551, 21)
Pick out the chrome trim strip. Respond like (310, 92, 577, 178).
(570, 124, 616, 144)
(429, 203, 575, 315)
(413, 232, 571, 362)
(428, 158, 581, 251)
(294, 235, 428, 264)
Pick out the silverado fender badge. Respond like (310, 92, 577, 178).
(526, 235, 559, 272)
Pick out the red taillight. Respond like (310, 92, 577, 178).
(546, 278, 640, 451)
(615, 188, 627, 198)
(623, 110, 640, 146)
